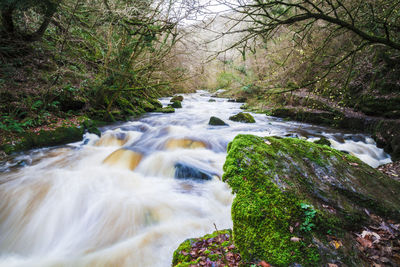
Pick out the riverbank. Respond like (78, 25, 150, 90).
(216, 89, 400, 162)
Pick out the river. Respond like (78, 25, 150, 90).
(0, 91, 391, 267)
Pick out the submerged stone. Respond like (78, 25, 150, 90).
(208, 116, 228, 126)
(229, 112, 255, 123)
(102, 149, 142, 170)
(222, 135, 400, 266)
(165, 138, 207, 150)
(95, 132, 128, 147)
(174, 162, 213, 181)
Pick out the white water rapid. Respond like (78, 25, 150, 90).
(0, 91, 391, 267)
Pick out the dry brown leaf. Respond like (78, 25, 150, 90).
(330, 240, 342, 249)
(259, 261, 271, 267)
(357, 236, 373, 248)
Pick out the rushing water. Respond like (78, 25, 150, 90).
(0, 91, 391, 267)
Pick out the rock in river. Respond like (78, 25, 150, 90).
(174, 162, 213, 181)
(229, 112, 255, 123)
(170, 95, 184, 102)
(221, 135, 400, 266)
(208, 116, 228, 126)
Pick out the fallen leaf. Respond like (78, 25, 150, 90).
(328, 264, 339, 267)
(357, 236, 372, 248)
(330, 240, 342, 249)
(349, 162, 359, 166)
(289, 226, 294, 233)
(264, 141, 271, 145)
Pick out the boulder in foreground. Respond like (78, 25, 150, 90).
(222, 135, 400, 266)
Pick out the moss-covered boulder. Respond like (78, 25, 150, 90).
(169, 101, 182, 108)
(208, 116, 228, 126)
(223, 135, 400, 266)
(229, 112, 255, 123)
(171, 95, 184, 102)
(2, 126, 85, 154)
(313, 137, 331, 146)
(155, 107, 175, 113)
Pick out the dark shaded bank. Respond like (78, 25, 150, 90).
(173, 135, 400, 266)
(269, 108, 400, 161)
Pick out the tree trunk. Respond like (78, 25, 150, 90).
(24, 7, 56, 41)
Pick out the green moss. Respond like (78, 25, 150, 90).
(172, 238, 196, 266)
(172, 229, 232, 266)
(2, 126, 85, 154)
(313, 137, 331, 146)
(229, 112, 255, 123)
(155, 107, 175, 113)
(169, 101, 182, 108)
(81, 119, 101, 136)
(222, 135, 400, 266)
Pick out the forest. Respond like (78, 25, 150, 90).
(0, 0, 400, 266)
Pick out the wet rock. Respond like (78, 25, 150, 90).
(174, 162, 213, 181)
(313, 137, 331, 146)
(222, 135, 400, 266)
(170, 95, 184, 102)
(208, 116, 228, 126)
(229, 112, 255, 123)
(102, 149, 142, 170)
(208, 98, 216, 102)
(168, 101, 182, 108)
(81, 119, 101, 136)
(165, 138, 207, 150)
(155, 107, 175, 113)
